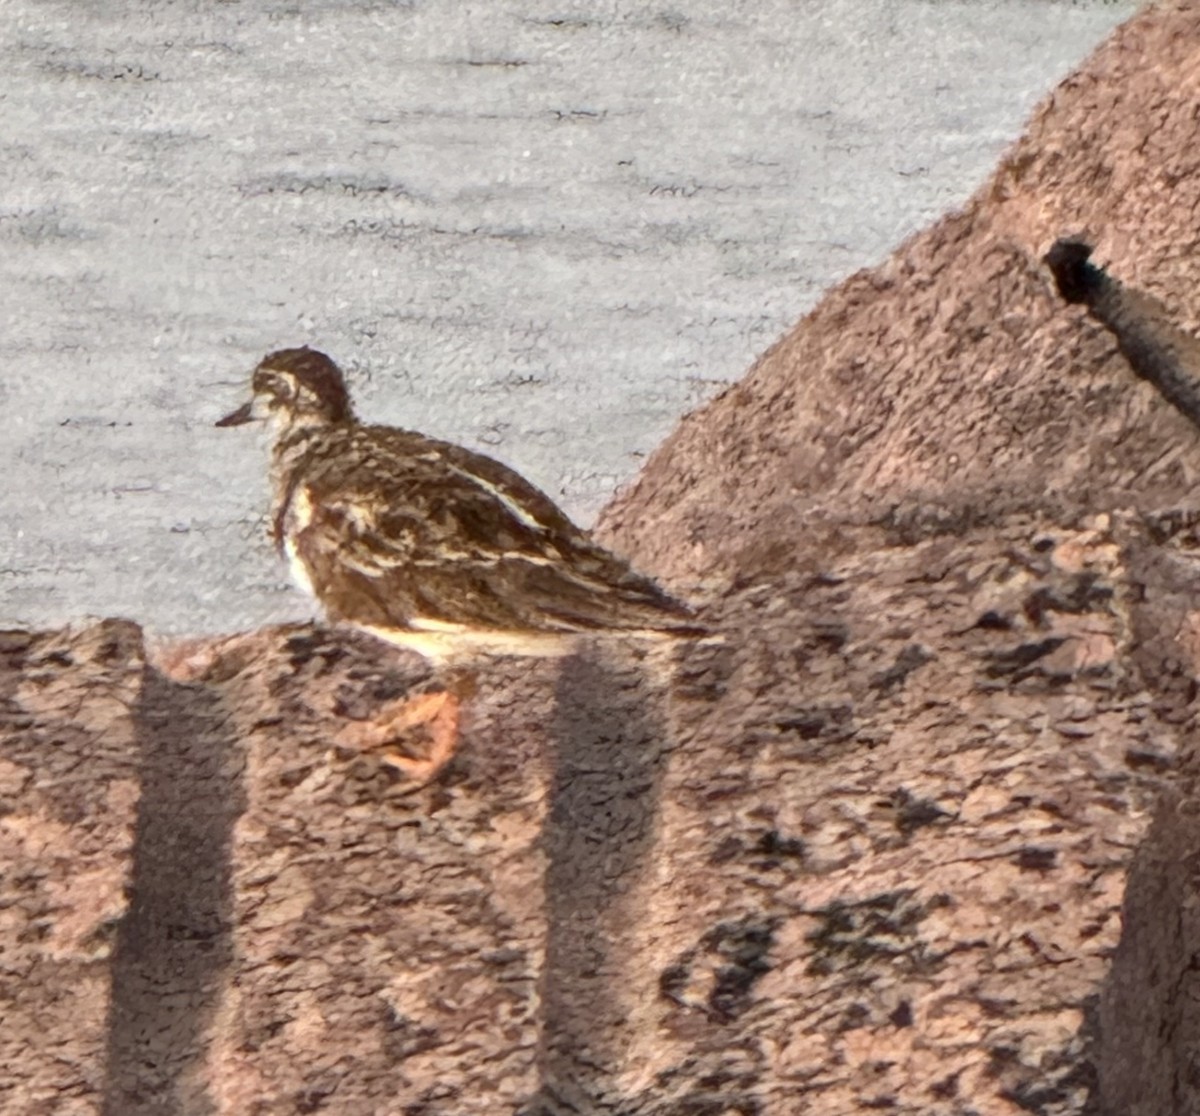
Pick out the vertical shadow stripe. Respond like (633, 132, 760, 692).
(103, 668, 245, 1116)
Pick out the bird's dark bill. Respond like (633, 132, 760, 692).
(216, 402, 254, 428)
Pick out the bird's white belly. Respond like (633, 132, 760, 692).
(361, 623, 578, 663)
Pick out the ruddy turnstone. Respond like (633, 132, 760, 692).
(217, 346, 704, 781)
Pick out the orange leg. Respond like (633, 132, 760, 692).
(335, 689, 462, 786)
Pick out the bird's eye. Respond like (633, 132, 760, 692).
(256, 373, 293, 400)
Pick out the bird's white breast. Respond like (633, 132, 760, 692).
(283, 486, 317, 598)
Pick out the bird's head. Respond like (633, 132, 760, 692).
(217, 347, 354, 435)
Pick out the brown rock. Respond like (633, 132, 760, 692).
(598, 4, 1200, 597)
(139, 626, 553, 1115)
(0, 621, 143, 1116)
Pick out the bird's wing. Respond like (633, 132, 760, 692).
(290, 426, 698, 633)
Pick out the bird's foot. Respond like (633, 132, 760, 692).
(335, 687, 462, 786)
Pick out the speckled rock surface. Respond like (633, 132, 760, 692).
(598, 4, 1200, 597)
(0, 622, 143, 1116)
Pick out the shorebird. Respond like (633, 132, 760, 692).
(217, 346, 704, 782)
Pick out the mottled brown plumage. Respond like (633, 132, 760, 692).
(218, 346, 703, 662)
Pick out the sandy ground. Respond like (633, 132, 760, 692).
(1, 0, 1137, 637)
